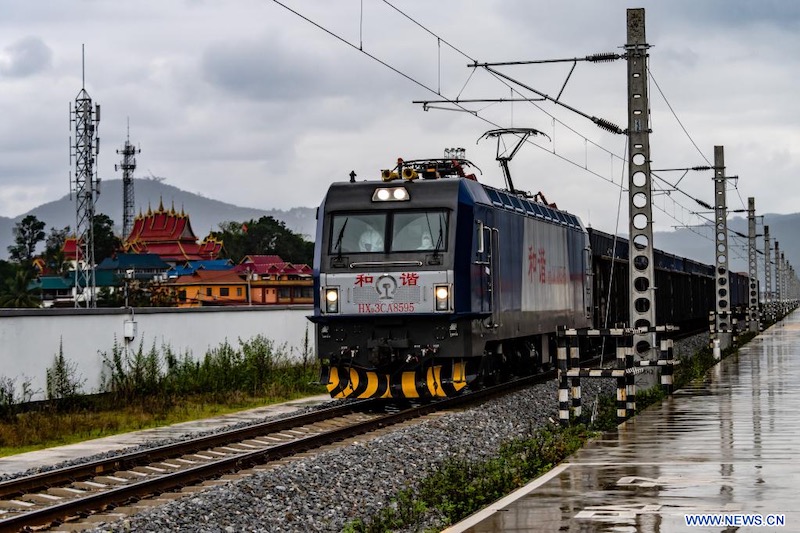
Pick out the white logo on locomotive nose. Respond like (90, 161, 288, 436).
(376, 275, 397, 300)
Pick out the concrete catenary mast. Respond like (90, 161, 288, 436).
(747, 197, 759, 332)
(775, 241, 781, 306)
(764, 225, 771, 306)
(625, 9, 657, 362)
(70, 47, 101, 308)
(116, 120, 140, 240)
(712, 146, 732, 349)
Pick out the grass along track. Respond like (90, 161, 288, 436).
(0, 375, 545, 531)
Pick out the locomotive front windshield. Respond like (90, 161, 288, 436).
(329, 210, 448, 254)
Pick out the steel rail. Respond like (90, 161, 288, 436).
(0, 399, 378, 500)
(0, 377, 542, 531)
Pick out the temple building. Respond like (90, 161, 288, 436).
(123, 201, 222, 264)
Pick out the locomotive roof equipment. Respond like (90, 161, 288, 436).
(478, 127, 550, 195)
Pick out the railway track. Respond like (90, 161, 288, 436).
(0, 375, 544, 532)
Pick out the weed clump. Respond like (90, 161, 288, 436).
(0, 329, 323, 454)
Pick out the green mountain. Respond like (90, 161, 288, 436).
(0, 178, 318, 259)
(2, 178, 796, 279)
(653, 213, 800, 277)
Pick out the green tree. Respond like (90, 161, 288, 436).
(93, 213, 121, 263)
(8, 215, 45, 264)
(43, 226, 70, 275)
(212, 216, 313, 264)
(0, 259, 15, 290)
(0, 267, 41, 308)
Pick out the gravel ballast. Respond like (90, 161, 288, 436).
(7, 334, 708, 532)
(87, 378, 614, 533)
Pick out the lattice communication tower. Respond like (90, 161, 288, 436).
(116, 121, 140, 240)
(70, 53, 101, 308)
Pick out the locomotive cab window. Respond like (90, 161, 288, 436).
(330, 213, 386, 254)
(329, 210, 448, 254)
(391, 210, 448, 252)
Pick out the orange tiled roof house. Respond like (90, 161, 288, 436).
(123, 202, 222, 264)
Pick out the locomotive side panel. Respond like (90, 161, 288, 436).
(467, 192, 591, 347)
(518, 214, 591, 332)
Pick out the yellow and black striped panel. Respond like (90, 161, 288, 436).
(325, 360, 473, 399)
(325, 366, 391, 399)
(426, 361, 469, 397)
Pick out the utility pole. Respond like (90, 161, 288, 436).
(712, 146, 732, 349)
(775, 241, 781, 307)
(780, 252, 786, 311)
(764, 226, 771, 305)
(626, 8, 657, 374)
(747, 197, 759, 332)
(764, 225, 772, 321)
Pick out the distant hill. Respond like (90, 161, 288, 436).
(0, 178, 317, 259)
(2, 179, 797, 279)
(653, 212, 800, 276)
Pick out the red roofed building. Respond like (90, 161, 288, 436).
(61, 236, 88, 275)
(235, 255, 313, 305)
(239, 255, 284, 266)
(123, 202, 223, 264)
(62, 237, 84, 262)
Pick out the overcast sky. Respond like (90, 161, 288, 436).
(0, 0, 798, 237)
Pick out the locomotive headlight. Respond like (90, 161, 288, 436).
(324, 287, 340, 313)
(392, 188, 409, 200)
(434, 284, 450, 311)
(372, 187, 410, 202)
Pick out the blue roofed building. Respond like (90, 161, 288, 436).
(29, 254, 172, 307)
(28, 276, 74, 308)
(166, 259, 233, 278)
(96, 253, 171, 282)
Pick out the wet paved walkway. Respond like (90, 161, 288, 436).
(0, 394, 331, 477)
(447, 311, 800, 532)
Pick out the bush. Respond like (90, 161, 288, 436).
(99, 334, 322, 402)
(46, 339, 85, 401)
(0, 375, 35, 423)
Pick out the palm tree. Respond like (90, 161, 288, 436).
(0, 269, 42, 308)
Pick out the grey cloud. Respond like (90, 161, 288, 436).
(200, 34, 418, 106)
(0, 36, 52, 78)
(687, 0, 800, 29)
(201, 39, 328, 101)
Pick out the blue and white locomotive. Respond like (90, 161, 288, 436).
(310, 157, 592, 399)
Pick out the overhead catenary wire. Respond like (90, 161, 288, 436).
(648, 68, 750, 213)
(381, 1, 629, 165)
(599, 137, 629, 366)
(273, 1, 786, 287)
(647, 67, 710, 167)
(270, 0, 739, 241)
(269, 0, 629, 191)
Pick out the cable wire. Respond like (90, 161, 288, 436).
(647, 67, 710, 167)
(271, 0, 740, 243)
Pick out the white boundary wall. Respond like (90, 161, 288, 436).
(0, 306, 313, 400)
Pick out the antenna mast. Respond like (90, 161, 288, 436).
(117, 118, 140, 240)
(70, 45, 101, 308)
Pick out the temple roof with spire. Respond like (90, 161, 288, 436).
(123, 199, 223, 262)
